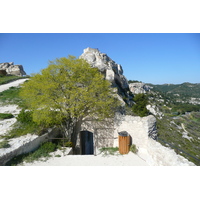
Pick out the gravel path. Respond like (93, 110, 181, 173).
(22, 150, 149, 166)
(0, 79, 28, 93)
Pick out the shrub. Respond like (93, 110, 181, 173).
(130, 144, 138, 154)
(132, 94, 149, 117)
(65, 141, 73, 147)
(16, 109, 33, 124)
(0, 140, 10, 148)
(0, 113, 14, 120)
(4, 109, 39, 139)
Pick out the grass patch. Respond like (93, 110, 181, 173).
(0, 140, 10, 148)
(3, 109, 41, 139)
(0, 87, 22, 105)
(99, 147, 119, 155)
(0, 113, 14, 120)
(4, 122, 39, 139)
(5, 142, 57, 166)
(0, 75, 29, 85)
(130, 144, 138, 154)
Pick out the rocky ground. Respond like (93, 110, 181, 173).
(21, 149, 149, 166)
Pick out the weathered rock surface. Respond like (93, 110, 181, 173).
(146, 104, 164, 119)
(113, 113, 194, 165)
(114, 114, 157, 149)
(129, 82, 151, 94)
(0, 62, 26, 76)
(80, 47, 131, 105)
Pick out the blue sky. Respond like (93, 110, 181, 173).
(0, 33, 199, 84)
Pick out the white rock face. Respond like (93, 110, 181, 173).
(114, 114, 157, 148)
(129, 82, 151, 94)
(0, 62, 26, 76)
(80, 48, 130, 104)
(0, 105, 21, 137)
(114, 113, 194, 166)
(146, 104, 164, 119)
(146, 139, 195, 166)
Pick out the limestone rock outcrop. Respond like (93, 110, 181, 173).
(0, 62, 26, 76)
(80, 48, 131, 105)
(129, 82, 151, 94)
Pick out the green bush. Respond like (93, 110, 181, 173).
(4, 109, 39, 139)
(132, 94, 149, 117)
(16, 109, 33, 124)
(130, 144, 138, 154)
(0, 140, 10, 148)
(0, 113, 14, 120)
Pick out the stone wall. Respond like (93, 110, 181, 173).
(0, 127, 61, 166)
(114, 114, 157, 148)
(0, 134, 47, 165)
(76, 114, 157, 155)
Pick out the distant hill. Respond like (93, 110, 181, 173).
(149, 82, 200, 98)
(141, 81, 200, 165)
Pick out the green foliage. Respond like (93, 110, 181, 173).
(4, 109, 40, 139)
(0, 87, 22, 105)
(0, 140, 10, 148)
(16, 109, 34, 124)
(99, 147, 119, 155)
(171, 103, 200, 114)
(132, 93, 149, 117)
(6, 142, 57, 165)
(64, 141, 73, 147)
(20, 56, 120, 128)
(130, 144, 138, 154)
(52, 138, 72, 148)
(128, 80, 142, 83)
(0, 75, 29, 85)
(4, 122, 38, 139)
(151, 82, 200, 98)
(0, 113, 14, 120)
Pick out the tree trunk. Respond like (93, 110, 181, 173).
(71, 117, 82, 154)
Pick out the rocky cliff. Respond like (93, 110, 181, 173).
(129, 82, 151, 94)
(80, 47, 132, 105)
(0, 62, 26, 76)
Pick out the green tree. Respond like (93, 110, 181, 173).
(132, 93, 149, 117)
(20, 56, 119, 151)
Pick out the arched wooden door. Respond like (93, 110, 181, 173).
(80, 131, 94, 155)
